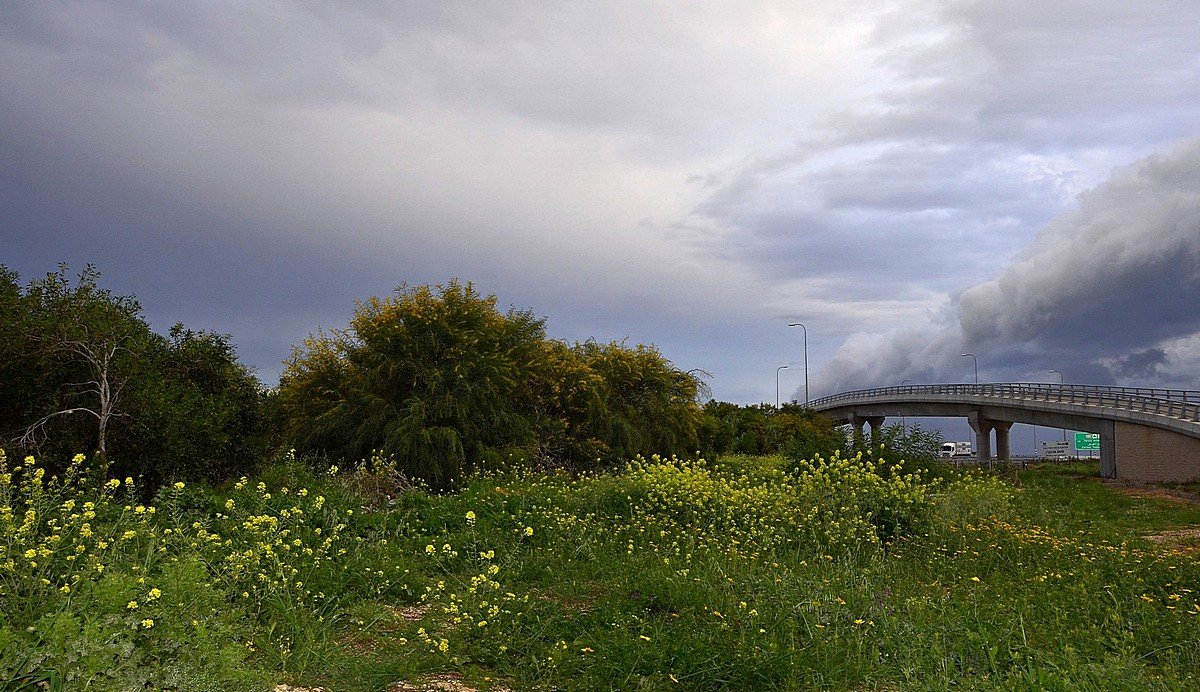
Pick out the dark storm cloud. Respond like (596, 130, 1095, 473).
(816, 135, 1200, 394)
(959, 136, 1200, 353)
(1115, 349, 1168, 381)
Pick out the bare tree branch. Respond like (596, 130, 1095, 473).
(16, 407, 102, 454)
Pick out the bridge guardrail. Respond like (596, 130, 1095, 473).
(808, 383, 1200, 424)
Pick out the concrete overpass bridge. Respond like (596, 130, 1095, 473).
(809, 384, 1200, 482)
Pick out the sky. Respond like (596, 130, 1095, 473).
(4, 1, 1200, 440)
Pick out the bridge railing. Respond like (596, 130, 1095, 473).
(808, 383, 1200, 423)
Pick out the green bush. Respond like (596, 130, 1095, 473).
(573, 340, 701, 464)
(0, 265, 266, 488)
(278, 282, 704, 487)
(278, 281, 546, 489)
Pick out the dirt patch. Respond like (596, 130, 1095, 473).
(339, 604, 429, 654)
(529, 585, 604, 613)
(274, 686, 330, 692)
(337, 632, 380, 654)
(387, 672, 511, 692)
(1096, 479, 1200, 505)
(386, 603, 431, 622)
(1144, 527, 1200, 551)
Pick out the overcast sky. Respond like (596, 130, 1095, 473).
(3, 1, 1200, 411)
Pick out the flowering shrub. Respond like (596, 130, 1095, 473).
(0, 450, 264, 689)
(0, 451, 154, 618)
(790, 450, 934, 546)
(624, 451, 938, 554)
(0, 451, 399, 688)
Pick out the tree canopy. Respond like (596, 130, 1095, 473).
(278, 281, 704, 487)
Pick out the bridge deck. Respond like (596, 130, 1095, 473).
(808, 384, 1200, 482)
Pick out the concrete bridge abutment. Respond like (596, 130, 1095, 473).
(1112, 420, 1200, 482)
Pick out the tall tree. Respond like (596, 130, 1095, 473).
(278, 282, 708, 483)
(11, 265, 146, 458)
(279, 281, 548, 487)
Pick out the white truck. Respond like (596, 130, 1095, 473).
(940, 441, 973, 458)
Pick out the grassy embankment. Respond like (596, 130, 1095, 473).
(2, 450, 1199, 691)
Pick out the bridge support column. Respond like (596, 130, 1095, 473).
(968, 413, 993, 467)
(850, 414, 885, 448)
(866, 416, 885, 445)
(993, 421, 1013, 465)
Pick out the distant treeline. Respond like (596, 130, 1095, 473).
(1, 265, 849, 489)
(700, 401, 846, 460)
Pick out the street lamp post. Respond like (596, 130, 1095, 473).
(775, 365, 789, 408)
(960, 353, 978, 385)
(900, 379, 911, 429)
(1050, 370, 1067, 444)
(961, 354, 979, 452)
(787, 323, 809, 404)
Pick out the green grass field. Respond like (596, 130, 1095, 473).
(3, 451, 1199, 690)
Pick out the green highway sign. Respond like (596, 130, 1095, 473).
(1074, 432, 1100, 451)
